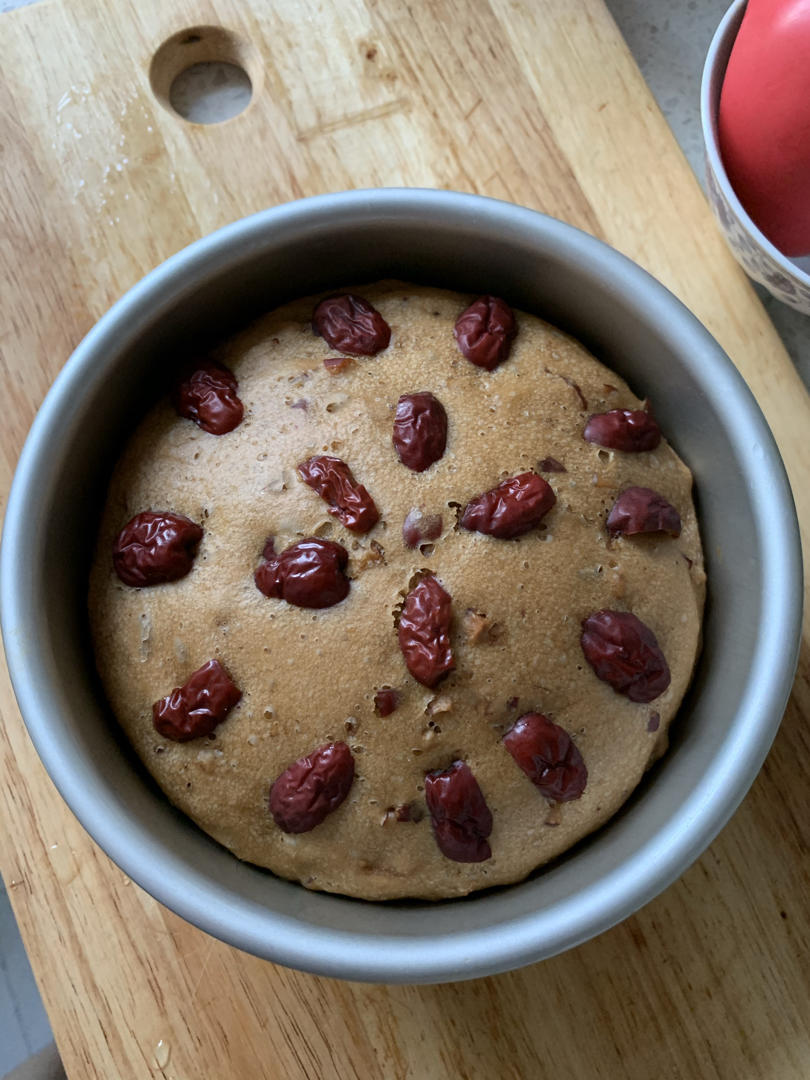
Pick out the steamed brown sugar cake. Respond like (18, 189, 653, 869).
(89, 282, 705, 901)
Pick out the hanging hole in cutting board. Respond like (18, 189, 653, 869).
(170, 62, 251, 123)
(149, 26, 263, 124)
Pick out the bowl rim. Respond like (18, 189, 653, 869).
(1, 188, 803, 982)
(700, 0, 810, 285)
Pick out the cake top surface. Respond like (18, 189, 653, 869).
(89, 281, 704, 900)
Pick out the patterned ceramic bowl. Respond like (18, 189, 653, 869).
(701, 0, 810, 314)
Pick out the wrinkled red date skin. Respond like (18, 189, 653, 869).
(606, 486, 682, 538)
(374, 688, 400, 717)
(453, 295, 517, 370)
(298, 455, 380, 534)
(393, 392, 448, 472)
(424, 760, 493, 862)
(503, 712, 588, 802)
(583, 409, 661, 452)
(398, 574, 455, 688)
(113, 511, 203, 587)
(581, 610, 671, 703)
(255, 537, 350, 609)
(402, 508, 443, 549)
(461, 472, 556, 539)
(312, 294, 391, 356)
(269, 741, 355, 834)
(174, 362, 244, 435)
(152, 659, 242, 742)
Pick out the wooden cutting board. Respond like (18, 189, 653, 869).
(1, 1, 809, 1077)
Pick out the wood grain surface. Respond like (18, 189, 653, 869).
(1, 1, 809, 1077)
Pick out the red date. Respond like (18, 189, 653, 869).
(269, 741, 355, 833)
(312, 294, 391, 356)
(503, 712, 587, 802)
(113, 511, 202, 587)
(374, 688, 400, 717)
(398, 574, 454, 688)
(402, 508, 443, 549)
(606, 486, 682, 538)
(152, 659, 241, 742)
(581, 610, 671, 703)
(255, 537, 350, 609)
(174, 362, 244, 435)
(298, 455, 379, 534)
(453, 295, 517, 370)
(393, 392, 448, 472)
(583, 409, 661, 452)
(424, 760, 493, 862)
(461, 472, 556, 539)
(538, 457, 566, 473)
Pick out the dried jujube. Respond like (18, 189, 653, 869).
(152, 659, 241, 742)
(392, 392, 448, 472)
(255, 537, 350, 609)
(398, 574, 454, 688)
(503, 712, 587, 802)
(424, 760, 493, 862)
(580, 610, 671, 703)
(454, 295, 516, 370)
(298, 455, 379, 534)
(583, 409, 661, 452)
(269, 741, 355, 833)
(312, 294, 391, 356)
(606, 487, 682, 538)
(113, 511, 202, 587)
(174, 361, 244, 435)
(461, 472, 555, 539)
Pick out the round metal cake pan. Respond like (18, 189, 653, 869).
(0, 189, 802, 983)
